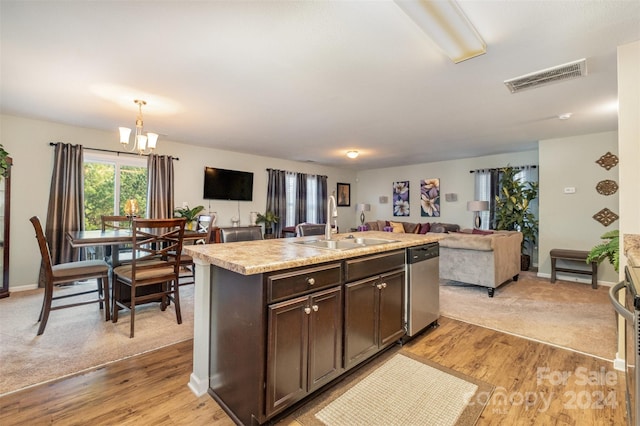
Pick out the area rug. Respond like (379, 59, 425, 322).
(0, 281, 194, 396)
(294, 349, 492, 426)
(440, 273, 616, 360)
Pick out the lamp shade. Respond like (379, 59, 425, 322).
(467, 200, 489, 212)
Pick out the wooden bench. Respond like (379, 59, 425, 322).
(550, 249, 598, 289)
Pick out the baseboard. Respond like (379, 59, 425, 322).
(613, 354, 625, 372)
(9, 283, 38, 292)
(188, 372, 209, 397)
(536, 272, 615, 287)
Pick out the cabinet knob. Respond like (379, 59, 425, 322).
(381, 282, 387, 289)
(376, 283, 383, 290)
(377, 282, 387, 290)
(312, 305, 319, 312)
(307, 277, 315, 285)
(304, 307, 311, 315)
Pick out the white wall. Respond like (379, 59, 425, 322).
(538, 131, 619, 284)
(355, 150, 539, 230)
(0, 114, 357, 290)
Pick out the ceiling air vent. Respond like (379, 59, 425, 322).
(503, 58, 587, 94)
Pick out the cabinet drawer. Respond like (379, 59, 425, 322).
(267, 263, 342, 303)
(345, 250, 405, 282)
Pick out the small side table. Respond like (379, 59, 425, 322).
(550, 249, 598, 289)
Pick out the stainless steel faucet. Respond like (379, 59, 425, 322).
(325, 193, 338, 240)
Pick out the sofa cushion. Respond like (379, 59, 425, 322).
(439, 233, 495, 251)
(403, 222, 419, 233)
(472, 229, 494, 235)
(389, 221, 405, 233)
(419, 223, 431, 234)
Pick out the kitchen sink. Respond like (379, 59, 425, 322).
(292, 237, 397, 251)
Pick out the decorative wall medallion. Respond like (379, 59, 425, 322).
(595, 152, 619, 170)
(596, 179, 618, 196)
(593, 208, 619, 226)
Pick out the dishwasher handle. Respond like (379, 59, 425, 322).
(609, 281, 633, 322)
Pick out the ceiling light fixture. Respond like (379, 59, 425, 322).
(346, 150, 359, 159)
(119, 99, 158, 155)
(393, 0, 486, 63)
(558, 113, 573, 120)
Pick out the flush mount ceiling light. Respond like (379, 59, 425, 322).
(393, 0, 486, 63)
(558, 113, 573, 120)
(346, 150, 359, 159)
(119, 99, 158, 155)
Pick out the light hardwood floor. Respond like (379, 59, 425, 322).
(0, 317, 627, 425)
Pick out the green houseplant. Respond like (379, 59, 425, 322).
(174, 204, 205, 230)
(586, 230, 619, 272)
(494, 166, 539, 270)
(0, 144, 10, 178)
(255, 211, 279, 237)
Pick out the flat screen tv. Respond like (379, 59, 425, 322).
(203, 167, 254, 201)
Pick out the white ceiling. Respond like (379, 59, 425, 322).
(1, 1, 639, 170)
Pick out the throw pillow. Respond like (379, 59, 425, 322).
(472, 228, 494, 235)
(389, 221, 405, 233)
(419, 223, 431, 234)
(430, 223, 447, 233)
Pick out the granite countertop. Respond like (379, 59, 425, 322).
(625, 234, 640, 268)
(183, 230, 444, 275)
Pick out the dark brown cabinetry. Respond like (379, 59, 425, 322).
(344, 250, 405, 370)
(266, 286, 342, 417)
(208, 250, 407, 425)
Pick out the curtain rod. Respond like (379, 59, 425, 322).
(266, 168, 327, 178)
(48, 142, 180, 161)
(469, 164, 537, 173)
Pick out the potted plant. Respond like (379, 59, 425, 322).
(174, 204, 205, 231)
(0, 144, 10, 179)
(586, 230, 619, 272)
(255, 211, 279, 238)
(494, 166, 539, 270)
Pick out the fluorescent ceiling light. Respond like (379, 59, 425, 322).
(394, 0, 486, 63)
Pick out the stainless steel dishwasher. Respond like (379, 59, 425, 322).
(405, 242, 439, 339)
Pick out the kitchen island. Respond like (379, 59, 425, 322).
(183, 230, 443, 425)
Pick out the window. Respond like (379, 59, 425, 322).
(83, 153, 147, 230)
(284, 172, 321, 227)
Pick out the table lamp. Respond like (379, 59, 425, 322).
(124, 198, 139, 229)
(467, 200, 489, 229)
(356, 203, 371, 226)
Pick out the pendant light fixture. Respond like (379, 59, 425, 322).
(119, 99, 158, 155)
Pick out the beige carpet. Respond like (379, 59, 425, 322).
(294, 348, 492, 426)
(440, 273, 617, 360)
(0, 281, 193, 396)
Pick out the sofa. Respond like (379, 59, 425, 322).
(364, 220, 460, 234)
(439, 230, 523, 297)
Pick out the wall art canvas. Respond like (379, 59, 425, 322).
(393, 181, 410, 216)
(420, 178, 440, 217)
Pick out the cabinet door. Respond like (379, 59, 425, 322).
(266, 295, 309, 417)
(344, 277, 379, 370)
(308, 286, 343, 392)
(378, 269, 405, 347)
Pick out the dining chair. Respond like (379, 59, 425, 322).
(100, 215, 133, 265)
(296, 223, 326, 237)
(30, 216, 111, 336)
(112, 217, 186, 338)
(219, 226, 263, 243)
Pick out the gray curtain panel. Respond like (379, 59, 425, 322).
(295, 172, 307, 225)
(317, 174, 327, 224)
(147, 154, 175, 219)
(42, 143, 84, 287)
(266, 168, 287, 237)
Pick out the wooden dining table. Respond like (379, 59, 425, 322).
(67, 228, 208, 311)
(66, 228, 208, 265)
